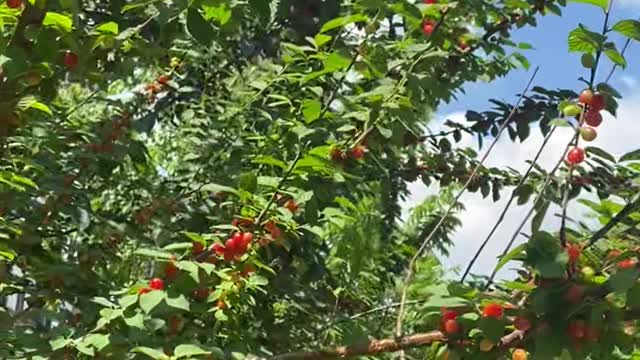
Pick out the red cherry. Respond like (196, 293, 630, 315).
(584, 110, 602, 127)
(424, 0, 437, 3)
(617, 258, 637, 270)
(578, 89, 594, 105)
(138, 287, 151, 295)
(216, 300, 226, 310)
(157, 75, 170, 85)
(482, 303, 503, 319)
(422, 20, 436, 36)
(149, 278, 164, 290)
(212, 243, 225, 256)
(589, 94, 606, 112)
(566, 244, 581, 263)
(192, 241, 205, 255)
(608, 249, 622, 259)
(349, 145, 366, 160)
(223, 251, 235, 262)
(164, 262, 179, 279)
(63, 51, 79, 70)
(441, 309, 458, 321)
(330, 147, 345, 162)
(6, 0, 21, 9)
(444, 319, 459, 334)
(242, 232, 254, 246)
(567, 148, 585, 165)
(564, 284, 584, 304)
(580, 126, 597, 142)
(225, 237, 240, 254)
(568, 320, 586, 339)
(284, 199, 299, 213)
(514, 317, 531, 331)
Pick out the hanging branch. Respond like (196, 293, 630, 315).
(460, 125, 558, 282)
(393, 67, 539, 344)
(559, 0, 614, 247)
(485, 130, 581, 288)
(266, 328, 526, 360)
(585, 194, 640, 249)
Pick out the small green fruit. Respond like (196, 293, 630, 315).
(563, 104, 582, 117)
(581, 127, 597, 142)
(581, 266, 595, 279)
(581, 53, 594, 69)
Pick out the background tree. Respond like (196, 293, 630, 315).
(0, 0, 639, 359)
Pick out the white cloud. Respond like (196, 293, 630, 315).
(403, 89, 640, 281)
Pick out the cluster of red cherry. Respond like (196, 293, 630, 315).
(565, 89, 607, 166)
(438, 304, 530, 359)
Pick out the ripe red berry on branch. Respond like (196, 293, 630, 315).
(443, 319, 459, 334)
(422, 20, 436, 36)
(564, 284, 584, 304)
(589, 93, 606, 112)
(212, 243, 225, 256)
(192, 241, 205, 255)
(149, 278, 164, 290)
(482, 303, 503, 319)
(580, 126, 597, 142)
(164, 262, 179, 280)
(578, 89, 594, 105)
(284, 199, 299, 213)
(424, 0, 437, 3)
(138, 287, 151, 295)
(584, 110, 602, 127)
(566, 243, 581, 263)
(567, 320, 586, 339)
(617, 258, 637, 270)
(64, 51, 79, 70)
(349, 145, 366, 160)
(6, 0, 21, 9)
(157, 75, 170, 85)
(567, 147, 585, 165)
(330, 147, 345, 162)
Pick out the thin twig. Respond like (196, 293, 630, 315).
(460, 125, 557, 282)
(485, 130, 581, 288)
(559, 0, 613, 247)
(394, 67, 539, 343)
(585, 194, 640, 249)
(255, 150, 303, 225)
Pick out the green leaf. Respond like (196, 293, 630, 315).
(177, 261, 200, 283)
(200, 183, 240, 196)
(18, 96, 52, 115)
(187, 8, 215, 45)
(50, 338, 73, 351)
(166, 294, 190, 311)
(611, 19, 640, 41)
(323, 51, 351, 72)
(568, 0, 608, 10)
(549, 118, 572, 127)
(478, 317, 506, 343)
(619, 149, 640, 162)
(314, 34, 332, 47)
(320, 14, 369, 33)
(96, 22, 119, 35)
(492, 243, 526, 274)
(119, 294, 138, 309)
(121, 0, 162, 13)
(131, 347, 169, 360)
(202, 3, 232, 25)
(91, 297, 116, 308)
(608, 269, 640, 293)
(238, 171, 257, 192)
(568, 24, 606, 53)
(139, 290, 164, 313)
(134, 248, 174, 259)
(42, 12, 73, 32)
(531, 200, 550, 233)
(603, 43, 627, 68)
(174, 344, 211, 358)
(586, 146, 616, 163)
(302, 99, 322, 123)
(124, 313, 145, 329)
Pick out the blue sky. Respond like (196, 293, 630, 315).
(439, 1, 640, 115)
(404, 1, 640, 280)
